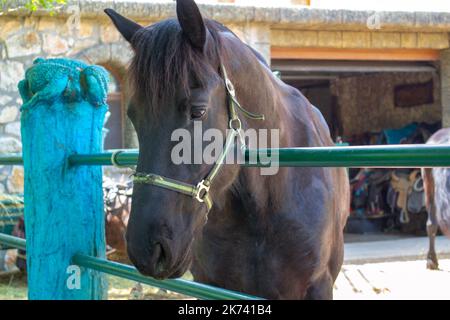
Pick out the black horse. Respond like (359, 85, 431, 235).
(105, 0, 350, 299)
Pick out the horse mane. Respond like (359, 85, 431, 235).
(128, 19, 223, 115)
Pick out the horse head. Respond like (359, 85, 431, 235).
(105, 0, 269, 279)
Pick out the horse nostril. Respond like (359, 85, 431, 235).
(152, 242, 167, 274)
(127, 240, 171, 278)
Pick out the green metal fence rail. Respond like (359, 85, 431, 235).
(0, 233, 26, 250)
(69, 150, 139, 167)
(0, 233, 260, 300)
(58, 144, 450, 168)
(3, 144, 450, 168)
(0, 154, 23, 165)
(72, 254, 261, 300)
(244, 145, 450, 168)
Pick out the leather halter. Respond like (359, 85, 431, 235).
(132, 63, 264, 212)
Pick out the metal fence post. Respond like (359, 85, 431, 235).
(19, 58, 109, 299)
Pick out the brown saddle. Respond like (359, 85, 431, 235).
(390, 170, 425, 224)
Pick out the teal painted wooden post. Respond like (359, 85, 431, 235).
(18, 58, 109, 299)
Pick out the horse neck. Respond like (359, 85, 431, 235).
(229, 58, 285, 132)
(220, 53, 291, 220)
(208, 164, 289, 236)
(224, 45, 330, 148)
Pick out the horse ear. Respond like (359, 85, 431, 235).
(176, 0, 206, 50)
(104, 9, 142, 43)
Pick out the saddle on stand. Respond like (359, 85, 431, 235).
(388, 169, 426, 234)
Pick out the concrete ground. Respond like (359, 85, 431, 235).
(344, 235, 450, 264)
(335, 235, 450, 299)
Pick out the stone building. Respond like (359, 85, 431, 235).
(1, 0, 450, 193)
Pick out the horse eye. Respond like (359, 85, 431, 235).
(191, 106, 207, 119)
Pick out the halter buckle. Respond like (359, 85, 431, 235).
(194, 180, 210, 203)
(225, 78, 236, 97)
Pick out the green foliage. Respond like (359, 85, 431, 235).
(24, 0, 67, 11)
(1, 0, 67, 13)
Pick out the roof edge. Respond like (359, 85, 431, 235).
(2, 1, 450, 32)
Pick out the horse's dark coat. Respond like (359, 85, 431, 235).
(105, 0, 350, 299)
(422, 128, 450, 270)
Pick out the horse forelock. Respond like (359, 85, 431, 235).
(128, 19, 223, 116)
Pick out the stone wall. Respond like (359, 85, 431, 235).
(272, 29, 449, 49)
(225, 22, 271, 63)
(332, 72, 442, 138)
(0, 15, 135, 194)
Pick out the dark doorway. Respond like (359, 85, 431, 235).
(283, 79, 340, 140)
